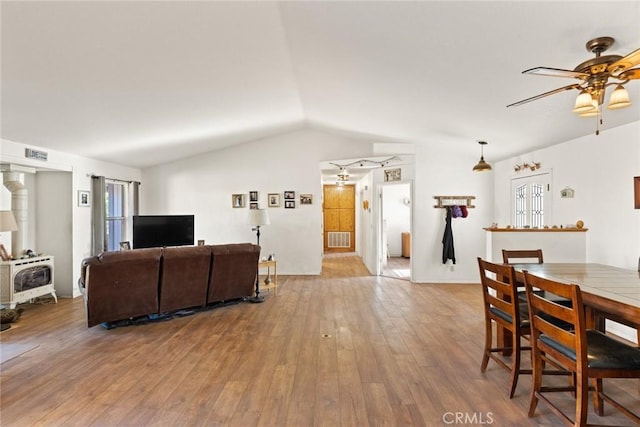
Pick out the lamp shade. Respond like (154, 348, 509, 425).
(607, 84, 631, 110)
(248, 208, 270, 226)
(573, 90, 595, 113)
(0, 210, 18, 232)
(578, 99, 599, 117)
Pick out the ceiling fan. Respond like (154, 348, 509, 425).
(507, 36, 640, 133)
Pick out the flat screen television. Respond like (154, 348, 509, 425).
(132, 215, 194, 249)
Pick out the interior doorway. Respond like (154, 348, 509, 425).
(323, 184, 355, 253)
(379, 182, 411, 280)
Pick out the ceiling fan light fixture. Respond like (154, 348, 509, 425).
(607, 84, 631, 110)
(472, 141, 492, 172)
(573, 90, 596, 113)
(579, 99, 600, 117)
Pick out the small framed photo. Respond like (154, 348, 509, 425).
(268, 193, 281, 207)
(197, 240, 205, 246)
(284, 200, 295, 209)
(384, 168, 402, 182)
(78, 190, 91, 207)
(232, 194, 246, 208)
(119, 241, 131, 251)
(249, 191, 258, 202)
(250, 202, 259, 210)
(300, 194, 313, 205)
(284, 191, 295, 200)
(560, 187, 575, 198)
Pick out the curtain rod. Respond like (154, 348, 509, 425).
(89, 174, 140, 185)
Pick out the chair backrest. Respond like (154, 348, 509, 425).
(502, 249, 543, 264)
(522, 271, 586, 370)
(477, 257, 523, 332)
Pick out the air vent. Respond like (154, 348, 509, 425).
(327, 232, 350, 248)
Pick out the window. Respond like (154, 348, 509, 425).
(105, 181, 127, 251)
(510, 172, 551, 228)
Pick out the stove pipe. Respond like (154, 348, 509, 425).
(3, 172, 28, 258)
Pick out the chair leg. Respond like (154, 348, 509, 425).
(481, 319, 492, 372)
(509, 336, 521, 398)
(528, 349, 542, 417)
(576, 374, 589, 427)
(593, 378, 604, 416)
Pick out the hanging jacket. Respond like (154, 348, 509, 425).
(442, 206, 456, 264)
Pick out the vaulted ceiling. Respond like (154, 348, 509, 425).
(2, 1, 639, 169)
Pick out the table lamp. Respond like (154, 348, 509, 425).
(0, 210, 18, 233)
(0, 210, 18, 261)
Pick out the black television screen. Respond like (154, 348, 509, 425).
(132, 215, 194, 249)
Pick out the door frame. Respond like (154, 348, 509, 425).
(376, 180, 413, 279)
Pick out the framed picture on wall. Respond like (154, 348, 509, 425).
(300, 194, 312, 205)
(384, 168, 401, 182)
(78, 190, 91, 207)
(232, 194, 246, 208)
(249, 191, 258, 202)
(268, 193, 281, 207)
(284, 200, 295, 209)
(250, 202, 259, 210)
(284, 191, 295, 200)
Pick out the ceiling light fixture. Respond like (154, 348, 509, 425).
(473, 141, 492, 172)
(329, 156, 401, 172)
(507, 37, 639, 135)
(572, 90, 596, 113)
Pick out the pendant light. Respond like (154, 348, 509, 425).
(473, 141, 492, 172)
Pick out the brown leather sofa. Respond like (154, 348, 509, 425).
(79, 243, 260, 327)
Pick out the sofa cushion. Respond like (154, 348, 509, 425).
(208, 243, 260, 303)
(159, 246, 211, 313)
(84, 248, 162, 327)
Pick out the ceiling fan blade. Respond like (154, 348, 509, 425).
(608, 48, 640, 75)
(618, 68, 640, 80)
(523, 67, 590, 79)
(506, 83, 581, 108)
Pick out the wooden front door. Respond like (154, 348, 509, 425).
(323, 184, 355, 253)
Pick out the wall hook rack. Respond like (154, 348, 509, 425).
(433, 195, 476, 209)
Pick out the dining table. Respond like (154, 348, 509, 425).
(512, 263, 640, 333)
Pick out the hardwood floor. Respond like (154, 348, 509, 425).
(381, 257, 410, 281)
(1, 255, 637, 426)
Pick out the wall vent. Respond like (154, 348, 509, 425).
(327, 232, 350, 248)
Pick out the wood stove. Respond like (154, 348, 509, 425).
(0, 255, 56, 308)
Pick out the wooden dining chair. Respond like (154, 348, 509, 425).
(502, 249, 544, 265)
(477, 257, 533, 398)
(523, 271, 640, 426)
(502, 248, 573, 308)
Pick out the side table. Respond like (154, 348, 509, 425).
(258, 260, 277, 296)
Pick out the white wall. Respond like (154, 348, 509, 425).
(5, 121, 635, 296)
(141, 128, 374, 274)
(36, 172, 73, 297)
(1, 139, 142, 298)
(493, 121, 640, 270)
(412, 141, 494, 283)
